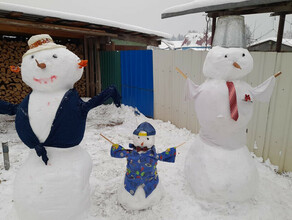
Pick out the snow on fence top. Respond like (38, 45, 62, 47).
(0, 2, 170, 39)
(162, 0, 291, 18)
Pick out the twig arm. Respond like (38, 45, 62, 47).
(100, 134, 115, 145)
(176, 67, 188, 79)
(174, 142, 186, 149)
(274, 71, 282, 78)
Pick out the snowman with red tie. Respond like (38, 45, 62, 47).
(183, 16, 280, 202)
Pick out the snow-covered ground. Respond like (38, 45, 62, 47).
(0, 104, 292, 220)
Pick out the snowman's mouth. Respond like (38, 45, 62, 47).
(33, 75, 57, 84)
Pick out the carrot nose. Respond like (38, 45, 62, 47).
(141, 142, 144, 146)
(78, 60, 88, 69)
(35, 59, 46, 69)
(233, 62, 241, 69)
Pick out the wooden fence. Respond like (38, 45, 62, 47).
(153, 50, 292, 172)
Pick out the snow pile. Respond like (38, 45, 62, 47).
(0, 104, 292, 219)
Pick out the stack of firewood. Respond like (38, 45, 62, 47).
(0, 38, 86, 104)
(66, 43, 87, 97)
(0, 39, 31, 104)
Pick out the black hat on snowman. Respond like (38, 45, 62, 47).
(212, 16, 247, 48)
(133, 122, 156, 136)
(23, 34, 66, 57)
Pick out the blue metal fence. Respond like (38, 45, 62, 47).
(120, 50, 154, 117)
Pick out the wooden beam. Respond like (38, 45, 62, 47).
(42, 17, 61, 23)
(8, 11, 23, 18)
(276, 13, 286, 52)
(59, 21, 89, 27)
(211, 16, 216, 46)
(207, 2, 292, 17)
(117, 34, 160, 46)
(83, 36, 90, 97)
(0, 18, 118, 38)
(271, 11, 292, 16)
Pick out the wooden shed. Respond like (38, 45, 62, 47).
(0, 2, 167, 103)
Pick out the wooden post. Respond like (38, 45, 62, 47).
(2, 142, 10, 170)
(88, 38, 95, 97)
(83, 36, 90, 97)
(211, 16, 216, 46)
(276, 14, 286, 52)
(95, 39, 102, 94)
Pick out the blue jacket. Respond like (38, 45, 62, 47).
(111, 144, 176, 197)
(0, 86, 121, 164)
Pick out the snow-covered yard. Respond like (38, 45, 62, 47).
(0, 104, 292, 220)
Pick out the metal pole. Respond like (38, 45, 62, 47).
(211, 16, 217, 46)
(2, 142, 10, 170)
(276, 13, 286, 52)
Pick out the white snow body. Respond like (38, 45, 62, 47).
(117, 181, 164, 211)
(9, 46, 93, 219)
(117, 134, 164, 210)
(184, 46, 276, 202)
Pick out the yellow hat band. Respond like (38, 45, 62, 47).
(138, 132, 147, 136)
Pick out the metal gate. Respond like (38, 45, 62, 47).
(100, 51, 122, 104)
(120, 50, 154, 117)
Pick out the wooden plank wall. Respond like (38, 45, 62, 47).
(84, 37, 101, 97)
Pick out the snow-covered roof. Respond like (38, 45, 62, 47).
(159, 32, 211, 50)
(0, 2, 170, 39)
(250, 37, 292, 47)
(162, 0, 291, 18)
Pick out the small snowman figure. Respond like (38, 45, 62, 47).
(183, 16, 280, 202)
(0, 34, 121, 220)
(110, 122, 176, 210)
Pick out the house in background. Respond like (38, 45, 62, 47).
(249, 38, 292, 52)
(159, 32, 211, 50)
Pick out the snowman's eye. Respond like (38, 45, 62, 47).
(31, 55, 34, 59)
(242, 53, 245, 57)
(53, 54, 58, 58)
(224, 55, 228, 58)
(138, 137, 140, 139)
(147, 138, 149, 140)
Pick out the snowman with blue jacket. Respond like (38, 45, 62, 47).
(0, 34, 121, 220)
(110, 122, 177, 210)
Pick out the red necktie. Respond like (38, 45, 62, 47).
(226, 81, 239, 121)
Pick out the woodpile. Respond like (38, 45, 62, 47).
(0, 39, 30, 104)
(66, 42, 86, 97)
(0, 37, 86, 104)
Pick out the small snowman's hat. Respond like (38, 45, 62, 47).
(23, 34, 66, 57)
(212, 16, 247, 48)
(133, 122, 156, 136)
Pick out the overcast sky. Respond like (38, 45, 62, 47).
(1, 0, 292, 41)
